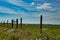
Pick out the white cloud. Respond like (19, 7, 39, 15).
(31, 2, 35, 6)
(36, 3, 52, 10)
(0, 6, 31, 17)
(6, 0, 30, 7)
(0, 6, 18, 14)
(6, 0, 37, 11)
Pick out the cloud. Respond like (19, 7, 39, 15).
(28, 11, 60, 24)
(0, 0, 60, 24)
(0, 6, 18, 14)
(0, 6, 31, 17)
(5, 0, 38, 13)
(6, 0, 23, 6)
(6, 0, 31, 8)
(31, 2, 35, 5)
(36, 3, 52, 10)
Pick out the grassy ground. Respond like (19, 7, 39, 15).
(0, 24, 60, 40)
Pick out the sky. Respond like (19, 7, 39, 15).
(0, 0, 60, 24)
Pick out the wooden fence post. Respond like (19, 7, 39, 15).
(16, 19, 18, 28)
(40, 15, 43, 40)
(3, 21, 5, 27)
(0, 22, 1, 27)
(20, 18, 22, 29)
(11, 19, 14, 28)
(1, 21, 2, 27)
(7, 20, 8, 27)
(40, 15, 43, 34)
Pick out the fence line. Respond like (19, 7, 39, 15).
(0, 15, 43, 32)
(0, 15, 59, 40)
(0, 15, 43, 31)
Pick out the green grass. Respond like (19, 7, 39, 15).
(0, 24, 60, 40)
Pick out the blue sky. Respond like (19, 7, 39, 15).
(0, 0, 60, 24)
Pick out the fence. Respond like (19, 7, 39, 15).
(0, 15, 59, 40)
(0, 18, 22, 29)
(0, 15, 42, 31)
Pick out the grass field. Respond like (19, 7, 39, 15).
(0, 24, 60, 40)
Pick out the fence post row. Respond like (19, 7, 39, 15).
(0, 15, 42, 30)
(20, 18, 22, 29)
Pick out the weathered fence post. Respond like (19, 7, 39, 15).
(3, 21, 5, 27)
(40, 15, 43, 34)
(7, 20, 8, 27)
(20, 18, 22, 29)
(0, 22, 1, 27)
(16, 19, 18, 28)
(11, 19, 14, 28)
(1, 21, 2, 27)
(40, 15, 43, 40)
